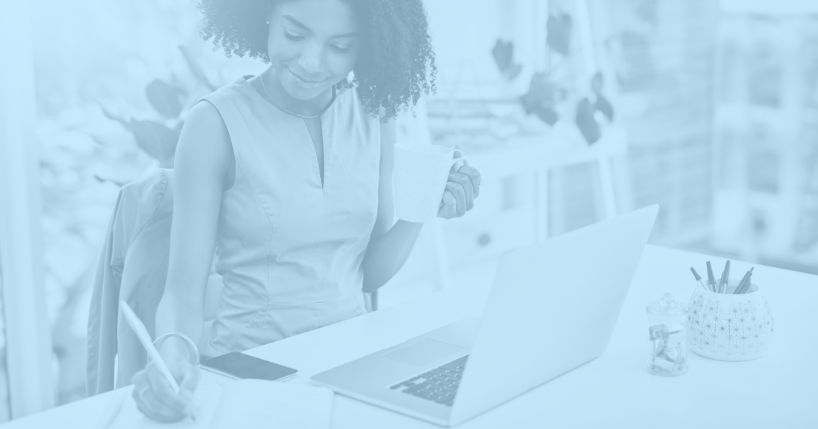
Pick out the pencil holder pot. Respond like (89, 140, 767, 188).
(687, 278, 774, 361)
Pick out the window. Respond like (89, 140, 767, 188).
(0, 2, 56, 420)
(0, 257, 10, 422)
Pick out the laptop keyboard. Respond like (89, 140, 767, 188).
(389, 355, 469, 407)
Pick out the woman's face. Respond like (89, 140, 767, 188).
(267, 0, 360, 101)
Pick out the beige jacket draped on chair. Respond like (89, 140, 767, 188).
(86, 169, 175, 396)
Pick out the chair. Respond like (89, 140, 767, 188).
(88, 169, 378, 396)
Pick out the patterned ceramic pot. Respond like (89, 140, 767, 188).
(687, 278, 774, 361)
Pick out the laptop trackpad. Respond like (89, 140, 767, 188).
(383, 339, 464, 367)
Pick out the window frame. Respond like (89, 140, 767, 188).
(0, 2, 56, 419)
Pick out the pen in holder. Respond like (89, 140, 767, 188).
(687, 278, 774, 361)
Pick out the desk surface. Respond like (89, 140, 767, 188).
(4, 245, 817, 428)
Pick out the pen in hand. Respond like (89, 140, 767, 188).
(120, 302, 181, 394)
(120, 301, 196, 422)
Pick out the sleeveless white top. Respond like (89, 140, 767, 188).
(197, 77, 381, 358)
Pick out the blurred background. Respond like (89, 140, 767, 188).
(1, 0, 817, 421)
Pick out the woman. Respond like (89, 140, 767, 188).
(132, 0, 481, 422)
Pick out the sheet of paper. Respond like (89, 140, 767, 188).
(105, 384, 223, 429)
(210, 380, 334, 429)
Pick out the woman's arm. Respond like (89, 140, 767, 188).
(361, 118, 423, 292)
(361, 116, 482, 293)
(154, 101, 234, 361)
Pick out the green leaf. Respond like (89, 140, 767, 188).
(146, 79, 186, 118)
(101, 104, 179, 167)
(575, 97, 601, 144)
(547, 12, 572, 56)
(100, 105, 129, 128)
(127, 120, 178, 167)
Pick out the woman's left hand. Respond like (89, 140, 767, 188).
(438, 152, 481, 219)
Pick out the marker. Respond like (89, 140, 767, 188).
(717, 260, 731, 294)
(706, 261, 716, 292)
(689, 267, 710, 292)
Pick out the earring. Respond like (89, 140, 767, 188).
(266, 20, 270, 24)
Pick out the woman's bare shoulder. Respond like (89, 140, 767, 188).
(175, 101, 233, 184)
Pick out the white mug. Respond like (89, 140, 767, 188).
(394, 144, 466, 223)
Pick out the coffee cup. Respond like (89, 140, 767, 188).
(394, 144, 466, 223)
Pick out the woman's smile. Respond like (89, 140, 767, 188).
(265, 0, 360, 104)
(284, 66, 328, 90)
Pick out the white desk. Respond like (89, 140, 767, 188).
(4, 245, 817, 428)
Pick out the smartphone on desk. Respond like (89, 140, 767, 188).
(201, 352, 298, 382)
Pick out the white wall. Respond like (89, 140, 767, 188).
(425, 0, 548, 97)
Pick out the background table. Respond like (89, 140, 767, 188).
(4, 245, 816, 428)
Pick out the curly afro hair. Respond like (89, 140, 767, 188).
(198, 0, 437, 120)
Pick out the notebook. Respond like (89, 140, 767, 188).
(97, 380, 334, 429)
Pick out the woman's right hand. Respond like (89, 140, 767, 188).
(131, 356, 200, 422)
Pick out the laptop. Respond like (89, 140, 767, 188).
(311, 205, 658, 426)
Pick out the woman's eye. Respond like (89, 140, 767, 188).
(331, 45, 351, 53)
(285, 32, 304, 41)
